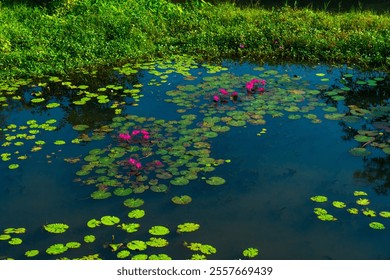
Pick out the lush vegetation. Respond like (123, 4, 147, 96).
(0, 0, 389, 79)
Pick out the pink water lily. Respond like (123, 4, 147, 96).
(213, 95, 220, 102)
(231, 91, 238, 101)
(119, 133, 131, 141)
(143, 134, 150, 140)
(246, 82, 254, 91)
(132, 130, 141, 136)
(155, 160, 163, 167)
(260, 79, 266, 86)
(219, 88, 229, 95)
(239, 43, 245, 49)
(128, 157, 142, 169)
(128, 158, 137, 165)
(258, 87, 265, 92)
(140, 129, 148, 135)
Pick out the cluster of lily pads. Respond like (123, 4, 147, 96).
(310, 191, 390, 230)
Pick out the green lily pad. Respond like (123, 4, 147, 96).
(0, 234, 11, 240)
(205, 176, 225, 186)
(150, 184, 168, 193)
(84, 235, 96, 243)
(369, 222, 385, 230)
(332, 201, 346, 208)
(113, 188, 133, 196)
(349, 147, 371, 157)
(354, 191, 368, 196)
(131, 254, 148, 260)
(117, 250, 131, 259)
(128, 209, 145, 219)
(200, 244, 217, 255)
(383, 147, 390, 155)
(148, 254, 172, 260)
(109, 243, 123, 252)
(191, 254, 207, 260)
(317, 214, 337, 221)
(123, 198, 144, 208)
(54, 140, 66, 145)
(43, 223, 69, 234)
(66, 242, 81, 249)
(171, 195, 192, 205)
(356, 198, 370, 206)
(146, 237, 169, 248)
(310, 195, 328, 202)
(362, 209, 376, 217)
(25, 250, 39, 257)
(243, 247, 259, 258)
(379, 211, 390, 218)
(347, 208, 359, 214)
(8, 164, 19, 170)
(91, 190, 112, 200)
(73, 124, 89, 131)
(101, 215, 120, 226)
(354, 135, 375, 143)
(46, 243, 68, 255)
(119, 223, 140, 233)
(170, 177, 190, 186)
(46, 102, 61, 109)
(8, 238, 22, 245)
(177, 222, 200, 233)
(127, 240, 147, 251)
(149, 226, 170, 236)
(87, 218, 101, 228)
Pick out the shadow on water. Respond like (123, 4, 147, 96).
(0, 58, 389, 259)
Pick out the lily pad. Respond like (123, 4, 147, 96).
(332, 201, 346, 208)
(46, 243, 68, 255)
(356, 198, 370, 206)
(128, 209, 145, 219)
(127, 240, 147, 251)
(66, 242, 81, 249)
(119, 223, 140, 233)
(149, 226, 170, 236)
(349, 147, 371, 157)
(146, 237, 169, 248)
(101, 215, 120, 226)
(25, 250, 39, 257)
(354, 191, 368, 196)
(150, 184, 168, 193)
(379, 211, 390, 218)
(123, 198, 144, 208)
(310, 195, 328, 202)
(131, 254, 148, 260)
(8, 238, 22, 245)
(84, 235, 96, 243)
(205, 176, 225, 186)
(43, 223, 69, 234)
(117, 250, 131, 259)
(369, 222, 385, 230)
(177, 222, 200, 233)
(243, 247, 259, 258)
(347, 208, 359, 215)
(170, 177, 190, 186)
(87, 219, 101, 228)
(171, 195, 192, 205)
(113, 188, 133, 196)
(91, 190, 112, 200)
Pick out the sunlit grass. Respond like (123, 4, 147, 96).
(0, 0, 389, 79)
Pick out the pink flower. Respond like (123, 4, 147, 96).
(251, 79, 261, 84)
(128, 158, 137, 165)
(140, 129, 148, 135)
(143, 134, 150, 140)
(119, 133, 131, 141)
(231, 91, 238, 101)
(155, 160, 163, 167)
(219, 88, 228, 95)
(239, 44, 245, 49)
(246, 82, 254, 91)
(135, 162, 142, 169)
(213, 95, 220, 102)
(260, 79, 266, 86)
(258, 87, 265, 92)
(132, 130, 140, 136)
(232, 91, 238, 96)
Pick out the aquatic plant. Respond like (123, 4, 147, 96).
(177, 223, 200, 233)
(43, 223, 69, 234)
(243, 247, 259, 258)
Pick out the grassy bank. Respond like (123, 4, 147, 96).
(0, 0, 389, 79)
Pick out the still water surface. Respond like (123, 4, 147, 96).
(0, 59, 389, 259)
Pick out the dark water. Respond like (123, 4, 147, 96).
(0, 59, 389, 259)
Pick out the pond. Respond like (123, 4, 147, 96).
(0, 56, 389, 260)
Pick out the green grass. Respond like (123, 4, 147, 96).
(0, 0, 389, 79)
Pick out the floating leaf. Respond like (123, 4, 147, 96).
(150, 184, 168, 193)
(84, 235, 96, 243)
(148, 254, 172, 260)
(171, 195, 192, 205)
(380, 211, 390, 218)
(349, 147, 371, 157)
(101, 216, 120, 226)
(72, 124, 89, 131)
(25, 250, 39, 257)
(310, 195, 328, 202)
(149, 226, 170, 236)
(119, 223, 140, 233)
(127, 240, 147, 251)
(354, 191, 368, 196)
(87, 219, 101, 228)
(177, 222, 200, 233)
(332, 201, 346, 208)
(128, 209, 145, 219)
(205, 176, 225, 186)
(200, 244, 217, 255)
(46, 243, 68, 255)
(131, 254, 148, 260)
(356, 198, 370, 206)
(123, 198, 144, 208)
(362, 209, 376, 217)
(146, 237, 169, 248)
(8, 238, 22, 245)
(191, 254, 207, 260)
(369, 222, 385, 230)
(54, 140, 66, 145)
(0, 234, 11, 240)
(43, 223, 69, 234)
(91, 190, 112, 199)
(8, 164, 19, 170)
(243, 247, 259, 258)
(113, 188, 133, 196)
(170, 177, 190, 186)
(66, 242, 81, 249)
(347, 208, 359, 215)
(117, 250, 131, 259)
